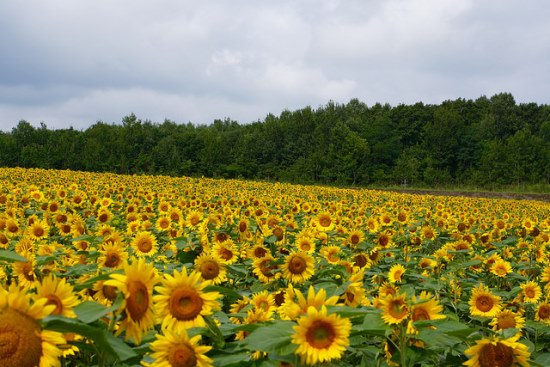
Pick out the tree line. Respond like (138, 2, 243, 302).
(1, 92, 549, 189)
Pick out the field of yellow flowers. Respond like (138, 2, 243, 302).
(1, 167, 550, 367)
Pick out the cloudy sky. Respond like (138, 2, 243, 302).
(1, 0, 549, 132)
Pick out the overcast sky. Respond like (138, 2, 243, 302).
(1, 0, 549, 132)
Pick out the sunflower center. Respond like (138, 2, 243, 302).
(350, 234, 360, 245)
(45, 294, 64, 315)
(378, 235, 389, 247)
(354, 254, 368, 268)
(104, 253, 121, 268)
(388, 299, 409, 320)
(299, 241, 312, 251)
(0, 309, 43, 367)
(253, 247, 267, 258)
(305, 320, 335, 349)
(524, 288, 535, 298)
(497, 314, 517, 329)
(538, 305, 550, 319)
(21, 262, 34, 282)
(478, 342, 514, 367)
(412, 307, 430, 322)
(170, 287, 204, 321)
(476, 296, 494, 312)
(168, 343, 197, 367)
(102, 285, 119, 301)
(288, 256, 307, 275)
(126, 281, 149, 321)
(218, 247, 233, 261)
(137, 238, 153, 253)
(33, 226, 45, 237)
(319, 216, 331, 228)
(260, 259, 277, 276)
(238, 222, 248, 232)
(199, 260, 220, 280)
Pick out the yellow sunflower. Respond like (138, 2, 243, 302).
(144, 328, 213, 367)
(535, 302, 550, 324)
(154, 267, 222, 332)
(252, 254, 281, 284)
(388, 263, 406, 283)
(320, 245, 341, 264)
(0, 283, 66, 367)
(27, 219, 50, 241)
(490, 259, 512, 278)
(314, 211, 335, 232)
(380, 292, 410, 325)
(469, 284, 502, 318)
(294, 235, 316, 254)
(104, 258, 158, 344)
(519, 280, 542, 303)
(280, 285, 340, 320)
(490, 309, 525, 335)
(194, 252, 227, 285)
(282, 251, 315, 284)
(131, 231, 158, 257)
(34, 274, 79, 318)
(98, 241, 128, 269)
(463, 334, 530, 367)
(291, 305, 352, 366)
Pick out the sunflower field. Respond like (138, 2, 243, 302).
(1, 167, 550, 367)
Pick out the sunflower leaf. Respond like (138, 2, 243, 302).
(244, 320, 297, 356)
(0, 249, 27, 262)
(75, 295, 123, 323)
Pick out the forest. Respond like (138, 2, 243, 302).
(1, 92, 549, 189)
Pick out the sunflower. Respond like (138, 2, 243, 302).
(490, 309, 525, 335)
(144, 328, 213, 367)
(535, 302, 550, 324)
(282, 251, 315, 284)
(131, 231, 158, 257)
(98, 241, 128, 269)
(0, 283, 66, 367)
(376, 230, 393, 248)
(346, 229, 364, 247)
(154, 267, 222, 332)
(250, 290, 277, 315)
(104, 258, 158, 344)
(27, 219, 50, 241)
(155, 215, 172, 232)
(407, 291, 445, 334)
(388, 264, 406, 283)
(490, 259, 512, 278)
(294, 235, 316, 254)
(212, 241, 238, 265)
(519, 280, 542, 303)
(463, 334, 530, 367)
(380, 292, 410, 325)
(469, 284, 502, 318)
(280, 285, 340, 320)
(12, 249, 37, 290)
(34, 274, 79, 318)
(252, 254, 281, 284)
(320, 245, 341, 264)
(291, 305, 352, 366)
(314, 212, 335, 232)
(194, 252, 227, 285)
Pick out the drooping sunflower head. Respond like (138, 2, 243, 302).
(380, 292, 410, 325)
(388, 263, 406, 283)
(0, 283, 66, 367)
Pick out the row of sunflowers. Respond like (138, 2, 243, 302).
(1, 167, 550, 366)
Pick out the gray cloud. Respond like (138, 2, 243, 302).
(1, 0, 549, 132)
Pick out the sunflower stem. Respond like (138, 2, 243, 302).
(399, 323, 408, 367)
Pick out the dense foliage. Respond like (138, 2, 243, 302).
(1, 92, 549, 188)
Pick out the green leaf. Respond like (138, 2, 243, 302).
(355, 312, 391, 337)
(0, 250, 27, 262)
(245, 320, 297, 355)
(75, 295, 123, 323)
(534, 353, 550, 366)
(416, 328, 463, 348)
(43, 315, 138, 362)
